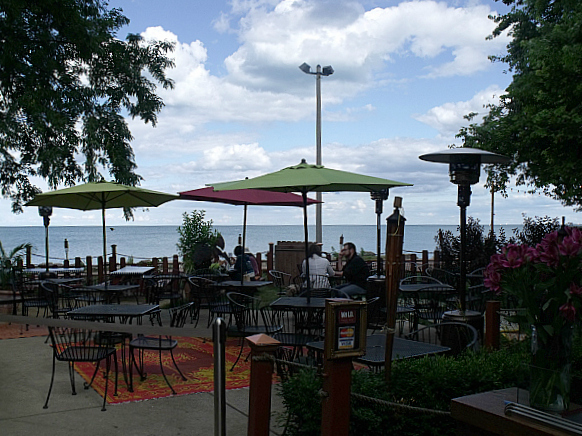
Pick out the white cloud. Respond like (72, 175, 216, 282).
(413, 85, 504, 136)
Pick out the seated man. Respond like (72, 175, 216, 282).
(335, 242, 370, 298)
(232, 245, 255, 281)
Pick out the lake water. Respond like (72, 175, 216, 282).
(0, 224, 522, 265)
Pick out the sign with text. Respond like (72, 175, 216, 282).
(324, 299, 367, 360)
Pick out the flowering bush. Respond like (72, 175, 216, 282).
(484, 227, 582, 334)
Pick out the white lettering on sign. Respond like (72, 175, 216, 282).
(341, 311, 354, 319)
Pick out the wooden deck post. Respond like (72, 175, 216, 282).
(384, 197, 405, 385)
(172, 255, 180, 273)
(26, 246, 32, 268)
(422, 250, 429, 273)
(321, 358, 353, 436)
(162, 257, 168, 273)
(485, 301, 501, 350)
(97, 257, 104, 283)
(255, 252, 262, 275)
(86, 256, 93, 285)
(246, 334, 280, 436)
(267, 243, 274, 273)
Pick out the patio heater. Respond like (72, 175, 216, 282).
(299, 62, 334, 244)
(38, 206, 53, 273)
(419, 148, 509, 317)
(370, 189, 389, 276)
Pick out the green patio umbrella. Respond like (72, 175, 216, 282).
(25, 181, 178, 269)
(209, 159, 412, 296)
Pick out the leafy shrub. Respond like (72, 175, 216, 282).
(176, 210, 219, 273)
(278, 345, 541, 436)
(511, 215, 560, 246)
(435, 217, 506, 272)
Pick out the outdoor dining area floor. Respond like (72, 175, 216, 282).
(0, 307, 286, 436)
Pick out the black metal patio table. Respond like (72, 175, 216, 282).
(77, 283, 141, 304)
(218, 280, 273, 294)
(269, 296, 328, 309)
(67, 303, 158, 324)
(306, 334, 451, 370)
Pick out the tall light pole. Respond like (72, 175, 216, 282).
(300, 62, 334, 244)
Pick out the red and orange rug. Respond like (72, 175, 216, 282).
(0, 322, 48, 339)
(74, 337, 252, 404)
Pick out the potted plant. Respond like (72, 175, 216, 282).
(0, 241, 32, 289)
(484, 227, 582, 412)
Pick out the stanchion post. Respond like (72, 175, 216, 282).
(247, 334, 280, 436)
(213, 318, 226, 436)
(485, 300, 501, 350)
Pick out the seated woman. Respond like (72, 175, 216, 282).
(231, 245, 255, 281)
(301, 243, 336, 289)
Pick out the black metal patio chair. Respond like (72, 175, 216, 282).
(44, 326, 118, 411)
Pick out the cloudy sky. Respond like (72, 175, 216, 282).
(3, 0, 579, 227)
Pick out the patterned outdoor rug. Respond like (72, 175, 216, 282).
(74, 336, 252, 404)
(0, 322, 48, 339)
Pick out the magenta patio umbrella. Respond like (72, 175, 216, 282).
(178, 187, 320, 282)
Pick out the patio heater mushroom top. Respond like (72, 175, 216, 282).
(419, 147, 510, 317)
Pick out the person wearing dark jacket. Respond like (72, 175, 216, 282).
(335, 242, 370, 297)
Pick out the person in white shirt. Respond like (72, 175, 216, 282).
(301, 243, 335, 289)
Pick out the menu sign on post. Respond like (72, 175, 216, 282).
(324, 299, 367, 360)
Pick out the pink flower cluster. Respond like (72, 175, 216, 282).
(484, 227, 582, 323)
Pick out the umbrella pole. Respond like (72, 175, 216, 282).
(102, 207, 107, 276)
(302, 192, 311, 303)
(241, 204, 248, 285)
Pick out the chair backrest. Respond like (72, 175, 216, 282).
(426, 268, 458, 287)
(400, 275, 443, 286)
(47, 326, 113, 361)
(365, 297, 382, 332)
(39, 281, 59, 314)
(227, 292, 261, 330)
(413, 285, 457, 323)
(188, 276, 218, 302)
(404, 322, 479, 355)
(169, 302, 195, 328)
(299, 288, 332, 299)
(331, 288, 353, 299)
(269, 270, 291, 289)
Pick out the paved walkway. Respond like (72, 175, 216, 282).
(0, 316, 285, 436)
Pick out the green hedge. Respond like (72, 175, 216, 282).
(278, 336, 582, 436)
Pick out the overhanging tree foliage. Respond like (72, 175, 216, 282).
(456, 0, 582, 209)
(0, 0, 175, 211)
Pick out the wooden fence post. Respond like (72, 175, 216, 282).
(162, 257, 168, 273)
(86, 256, 93, 285)
(267, 243, 274, 273)
(422, 250, 429, 273)
(26, 246, 32, 267)
(246, 334, 280, 436)
(255, 252, 262, 275)
(321, 358, 353, 436)
(97, 257, 104, 283)
(173, 255, 180, 273)
(75, 257, 81, 268)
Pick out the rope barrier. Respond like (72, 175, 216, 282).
(351, 392, 451, 416)
(252, 353, 451, 417)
